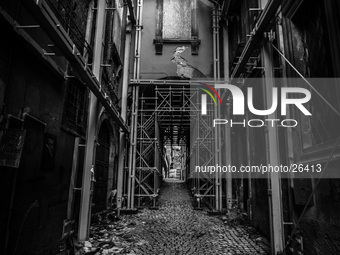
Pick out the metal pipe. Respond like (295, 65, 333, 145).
(116, 7, 132, 212)
(221, 16, 233, 213)
(212, 7, 218, 210)
(128, 0, 143, 209)
(127, 86, 137, 208)
(213, 6, 222, 211)
(263, 38, 284, 254)
(216, 7, 222, 210)
(245, 111, 252, 216)
(78, 0, 106, 241)
(130, 86, 139, 208)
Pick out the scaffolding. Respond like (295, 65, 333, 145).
(120, 79, 229, 211)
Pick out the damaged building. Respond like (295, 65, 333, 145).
(0, 0, 340, 254)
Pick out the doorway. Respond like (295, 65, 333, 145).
(92, 122, 111, 214)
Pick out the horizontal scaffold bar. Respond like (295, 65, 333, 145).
(130, 79, 220, 86)
(230, 0, 281, 80)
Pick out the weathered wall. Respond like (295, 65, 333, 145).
(294, 176, 340, 255)
(0, 18, 76, 255)
(281, 0, 340, 253)
(140, 0, 214, 79)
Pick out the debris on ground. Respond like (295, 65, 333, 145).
(60, 181, 270, 255)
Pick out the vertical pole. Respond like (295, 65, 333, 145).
(263, 36, 284, 254)
(196, 88, 201, 208)
(116, 18, 132, 213)
(127, 0, 143, 209)
(225, 104, 232, 213)
(277, 12, 295, 226)
(216, 7, 223, 211)
(213, 7, 220, 211)
(245, 110, 252, 217)
(127, 86, 138, 208)
(78, 0, 106, 241)
(222, 17, 232, 213)
(67, 137, 80, 219)
(130, 86, 139, 208)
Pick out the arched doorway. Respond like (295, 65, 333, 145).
(92, 122, 111, 213)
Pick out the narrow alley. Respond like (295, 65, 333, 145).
(1, 0, 340, 254)
(80, 180, 270, 255)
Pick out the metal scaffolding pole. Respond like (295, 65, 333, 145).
(222, 18, 233, 213)
(126, 0, 143, 209)
(263, 35, 284, 254)
(117, 16, 132, 213)
(127, 85, 139, 209)
(230, 0, 282, 81)
(78, 0, 106, 241)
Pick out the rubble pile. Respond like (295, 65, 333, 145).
(73, 215, 146, 255)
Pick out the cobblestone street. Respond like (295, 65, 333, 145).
(116, 180, 270, 255)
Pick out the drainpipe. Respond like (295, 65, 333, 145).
(78, 0, 106, 241)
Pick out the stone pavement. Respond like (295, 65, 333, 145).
(118, 180, 270, 255)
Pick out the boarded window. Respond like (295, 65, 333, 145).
(163, 0, 191, 39)
(155, 0, 200, 55)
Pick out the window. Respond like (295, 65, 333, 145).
(63, 78, 88, 136)
(290, 0, 340, 150)
(163, 0, 191, 39)
(154, 0, 200, 55)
